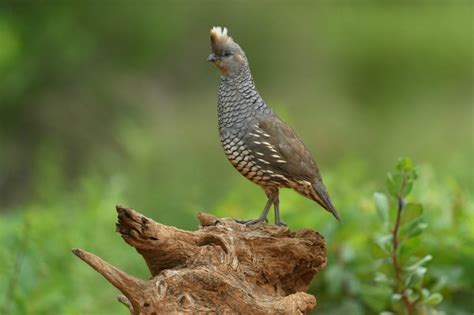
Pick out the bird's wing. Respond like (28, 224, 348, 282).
(247, 113, 321, 182)
(245, 113, 340, 220)
(251, 113, 341, 220)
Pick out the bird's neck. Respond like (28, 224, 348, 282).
(217, 68, 269, 129)
(219, 67, 258, 99)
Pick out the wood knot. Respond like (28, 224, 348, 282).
(197, 212, 221, 226)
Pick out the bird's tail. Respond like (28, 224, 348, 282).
(312, 181, 341, 221)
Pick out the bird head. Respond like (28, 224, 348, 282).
(208, 26, 248, 76)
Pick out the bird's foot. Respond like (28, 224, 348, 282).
(274, 220, 287, 227)
(234, 217, 268, 225)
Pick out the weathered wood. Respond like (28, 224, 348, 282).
(73, 205, 327, 314)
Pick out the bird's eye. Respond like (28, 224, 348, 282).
(223, 51, 233, 57)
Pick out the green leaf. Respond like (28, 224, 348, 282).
(405, 255, 432, 272)
(396, 157, 414, 172)
(371, 241, 388, 258)
(374, 192, 389, 226)
(406, 288, 419, 303)
(401, 180, 414, 197)
(424, 293, 443, 305)
(386, 173, 402, 197)
(405, 273, 416, 288)
(391, 293, 402, 301)
(402, 217, 428, 239)
(405, 266, 427, 288)
(421, 288, 430, 300)
(387, 158, 418, 197)
(375, 234, 393, 253)
(401, 203, 423, 224)
(374, 272, 389, 284)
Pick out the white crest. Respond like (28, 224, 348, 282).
(210, 26, 231, 44)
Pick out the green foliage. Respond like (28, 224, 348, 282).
(385, 158, 418, 198)
(309, 160, 473, 315)
(374, 192, 389, 228)
(374, 158, 442, 315)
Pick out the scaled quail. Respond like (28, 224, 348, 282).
(208, 26, 340, 226)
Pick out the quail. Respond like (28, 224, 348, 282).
(208, 26, 340, 226)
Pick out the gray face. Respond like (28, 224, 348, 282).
(208, 36, 248, 76)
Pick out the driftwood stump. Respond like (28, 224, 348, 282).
(73, 205, 327, 314)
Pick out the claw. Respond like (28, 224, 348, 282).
(245, 217, 268, 225)
(234, 218, 249, 224)
(275, 220, 287, 227)
(234, 217, 268, 225)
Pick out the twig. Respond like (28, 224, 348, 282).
(391, 175, 414, 315)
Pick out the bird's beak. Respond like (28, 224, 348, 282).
(207, 53, 218, 62)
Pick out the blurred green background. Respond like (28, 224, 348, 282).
(0, 1, 472, 314)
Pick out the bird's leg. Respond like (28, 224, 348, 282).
(273, 195, 286, 226)
(235, 197, 273, 225)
